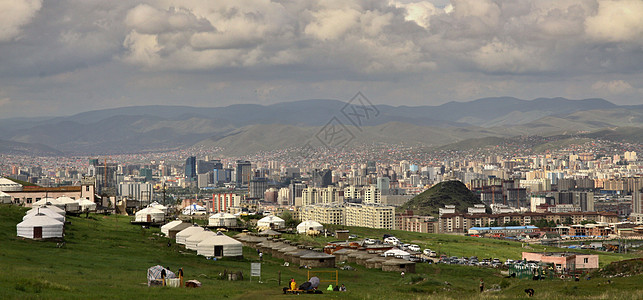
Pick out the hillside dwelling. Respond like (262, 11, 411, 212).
(299, 252, 336, 268)
(26, 205, 65, 217)
(134, 207, 165, 223)
(0, 191, 11, 204)
(382, 258, 416, 273)
(175, 226, 205, 245)
(55, 196, 81, 213)
(17, 214, 64, 239)
(296, 220, 324, 234)
(77, 198, 97, 212)
(196, 232, 243, 258)
(256, 215, 285, 230)
(208, 212, 238, 227)
(522, 252, 599, 272)
(185, 230, 217, 251)
(23, 207, 65, 223)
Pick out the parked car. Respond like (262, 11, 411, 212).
(384, 237, 400, 245)
(363, 238, 376, 245)
(408, 244, 421, 252)
(423, 249, 432, 256)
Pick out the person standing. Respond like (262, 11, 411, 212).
(259, 252, 263, 261)
(290, 278, 297, 291)
(479, 279, 484, 293)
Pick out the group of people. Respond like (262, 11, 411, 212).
(283, 278, 346, 294)
(326, 283, 347, 292)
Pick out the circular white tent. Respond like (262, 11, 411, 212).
(0, 191, 11, 204)
(17, 214, 64, 239)
(55, 196, 80, 213)
(149, 202, 168, 214)
(256, 215, 285, 230)
(23, 207, 65, 223)
(175, 226, 205, 245)
(76, 199, 97, 212)
(134, 207, 165, 223)
(32, 198, 57, 208)
(296, 220, 324, 234)
(26, 205, 65, 217)
(208, 212, 237, 227)
(185, 230, 217, 251)
(197, 233, 243, 258)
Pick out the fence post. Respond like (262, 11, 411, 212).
(278, 271, 281, 286)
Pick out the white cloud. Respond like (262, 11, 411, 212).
(591, 80, 633, 94)
(585, 0, 643, 43)
(0, 0, 42, 41)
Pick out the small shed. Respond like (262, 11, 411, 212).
(166, 222, 193, 239)
(175, 226, 205, 245)
(161, 220, 182, 235)
(365, 256, 387, 269)
(256, 215, 285, 230)
(17, 214, 64, 239)
(299, 252, 336, 268)
(135, 207, 165, 223)
(336, 230, 350, 240)
(23, 207, 65, 223)
(209, 212, 238, 227)
(197, 232, 243, 258)
(382, 258, 416, 273)
(297, 220, 324, 234)
(185, 230, 217, 251)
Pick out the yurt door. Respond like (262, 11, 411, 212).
(215, 246, 223, 256)
(147, 215, 151, 222)
(34, 227, 42, 238)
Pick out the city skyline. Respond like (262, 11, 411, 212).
(1, 0, 643, 119)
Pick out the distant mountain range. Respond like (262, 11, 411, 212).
(0, 97, 641, 155)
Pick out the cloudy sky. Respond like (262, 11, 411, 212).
(1, 0, 642, 118)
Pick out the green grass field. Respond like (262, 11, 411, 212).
(1, 204, 641, 299)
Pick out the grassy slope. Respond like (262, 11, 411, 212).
(0, 205, 641, 300)
(400, 181, 483, 216)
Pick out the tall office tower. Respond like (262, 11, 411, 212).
(312, 169, 332, 188)
(377, 177, 390, 195)
(184, 156, 197, 181)
(366, 161, 377, 175)
(236, 160, 252, 187)
(248, 177, 268, 199)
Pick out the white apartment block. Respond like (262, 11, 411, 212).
(300, 203, 345, 225)
(363, 185, 381, 204)
(345, 203, 394, 229)
(302, 187, 319, 206)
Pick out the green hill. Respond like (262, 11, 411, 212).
(400, 181, 483, 216)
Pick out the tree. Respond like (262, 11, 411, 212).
(280, 211, 298, 228)
(563, 217, 573, 225)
